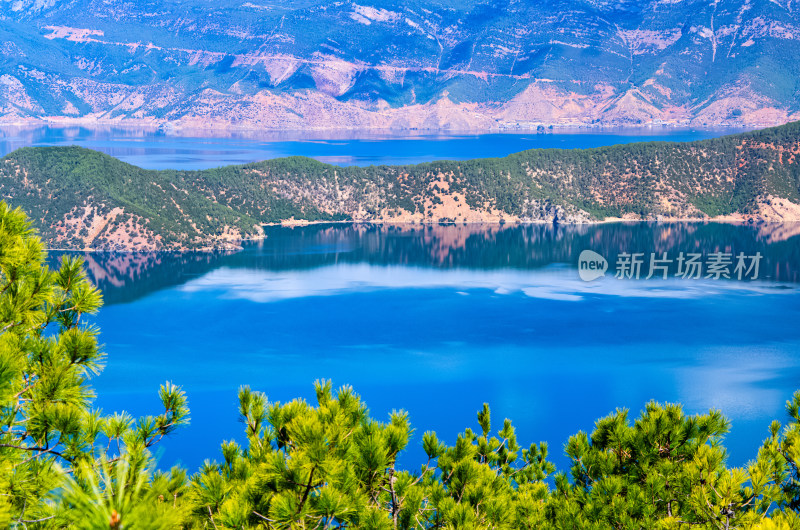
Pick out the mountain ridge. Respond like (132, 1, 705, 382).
(2, 121, 800, 250)
(2, 0, 800, 130)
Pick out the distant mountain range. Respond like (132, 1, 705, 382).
(1, 0, 800, 130)
(2, 121, 799, 250)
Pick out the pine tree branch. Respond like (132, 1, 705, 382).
(0, 443, 65, 459)
(207, 506, 219, 530)
(295, 465, 317, 517)
(16, 514, 55, 524)
(253, 510, 274, 523)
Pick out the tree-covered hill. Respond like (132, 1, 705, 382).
(2, 121, 800, 250)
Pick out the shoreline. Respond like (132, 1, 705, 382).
(44, 217, 800, 253)
(0, 118, 759, 135)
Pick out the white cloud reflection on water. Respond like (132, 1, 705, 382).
(673, 347, 792, 419)
(179, 263, 797, 303)
(94, 261, 800, 471)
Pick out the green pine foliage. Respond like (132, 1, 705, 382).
(0, 201, 189, 526)
(5, 201, 800, 528)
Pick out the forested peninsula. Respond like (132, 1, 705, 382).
(3, 122, 800, 250)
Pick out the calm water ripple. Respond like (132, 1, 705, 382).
(51, 222, 800, 472)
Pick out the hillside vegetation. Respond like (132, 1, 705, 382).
(2, 122, 800, 250)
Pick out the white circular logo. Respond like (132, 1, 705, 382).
(578, 250, 608, 282)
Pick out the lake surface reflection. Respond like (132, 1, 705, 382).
(53, 222, 800, 473)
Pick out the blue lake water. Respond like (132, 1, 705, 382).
(52, 222, 800, 474)
(20, 124, 794, 474)
(0, 125, 746, 169)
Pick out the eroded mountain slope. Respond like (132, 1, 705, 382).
(1, 0, 800, 129)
